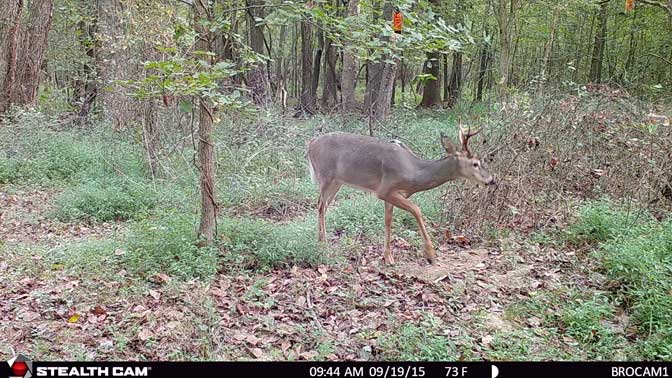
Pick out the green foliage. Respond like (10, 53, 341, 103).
(566, 200, 672, 359)
(599, 219, 672, 360)
(379, 315, 457, 361)
(125, 213, 219, 281)
(47, 239, 122, 275)
(0, 110, 150, 185)
(219, 216, 332, 269)
(564, 199, 652, 244)
(54, 178, 158, 222)
(0, 133, 97, 184)
(561, 296, 620, 359)
(328, 194, 384, 241)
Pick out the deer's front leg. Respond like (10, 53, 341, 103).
(382, 192, 437, 264)
(383, 202, 395, 265)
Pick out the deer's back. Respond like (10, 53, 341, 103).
(308, 132, 417, 191)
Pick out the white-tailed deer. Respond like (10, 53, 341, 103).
(307, 128, 495, 265)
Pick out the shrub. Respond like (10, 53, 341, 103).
(564, 199, 652, 245)
(328, 194, 384, 241)
(54, 178, 158, 222)
(46, 239, 122, 275)
(569, 200, 672, 359)
(125, 213, 219, 281)
(599, 219, 672, 359)
(219, 216, 332, 269)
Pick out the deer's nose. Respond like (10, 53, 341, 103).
(488, 179, 498, 187)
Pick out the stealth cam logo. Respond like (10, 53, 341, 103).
(7, 355, 32, 378)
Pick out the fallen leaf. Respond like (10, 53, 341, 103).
(299, 351, 319, 360)
(67, 314, 80, 323)
(148, 290, 161, 300)
(154, 273, 171, 284)
(246, 334, 260, 346)
(249, 347, 264, 359)
(92, 305, 106, 316)
(138, 328, 152, 341)
(481, 335, 494, 347)
(114, 249, 125, 256)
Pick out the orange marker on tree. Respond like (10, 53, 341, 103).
(393, 7, 403, 34)
(625, 0, 635, 12)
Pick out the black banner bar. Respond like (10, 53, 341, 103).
(3, 361, 671, 378)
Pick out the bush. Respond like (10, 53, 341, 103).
(46, 239, 122, 275)
(219, 216, 332, 269)
(569, 200, 672, 359)
(565, 199, 652, 245)
(328, 194, 384, 241)
(125, 213, 219, 281)
(599, 219, 672, 359)
(0, 134, 98, 184)
(0, 109, 148, 185)
(54, 178, 158, 222)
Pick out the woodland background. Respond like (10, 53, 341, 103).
(1, 0, 671, 361)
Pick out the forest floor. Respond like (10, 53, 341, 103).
(0, 187, 620, 361)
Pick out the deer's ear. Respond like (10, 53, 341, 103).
(440, 133, 457, 154)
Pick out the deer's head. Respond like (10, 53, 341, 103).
(440, 127, 496, 187)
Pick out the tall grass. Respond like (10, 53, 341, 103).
(567, 200, 672, 360)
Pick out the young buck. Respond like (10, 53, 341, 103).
(307, 128, 496, 265)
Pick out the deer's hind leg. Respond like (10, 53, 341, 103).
(383, 202, 395, 265)
(317, 180, 342, 242)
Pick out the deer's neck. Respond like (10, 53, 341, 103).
(412, 157, 461, 192)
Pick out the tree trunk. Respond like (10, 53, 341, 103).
(142, 100, 161, 178)
(194, 0, 217, 243)
(0, 0, 24, 114)
(364, 0, 383, 113)
(76, 18, 98, 118)
(299, 19, 315, 112)
(419, 0, 442, 107)
(246, 0, 270, 105)
(445, 51, 462, 107)
(540, 6, 561, 87)
(418, 52, 441, 107)
(372, 57, 399, 122)
(274, 24, 287, 106)
(371, 2, 397, 121)
(589, 2, 608, 83)
(341, 0, 360, 112)
(443, 54, 449, 101)
(475, 41, 490, 102)
(311, 28, 324, 108)
(13, 0, 53, 107)
(322, 35, 338, 108)
(496, 0, 519, 96)
(624, 6, 638, 79)
(98, 0, 133, 130)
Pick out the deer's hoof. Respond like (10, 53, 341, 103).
(427, 258, 436, 265)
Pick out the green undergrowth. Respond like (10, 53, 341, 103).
(563, 199, 672, 359)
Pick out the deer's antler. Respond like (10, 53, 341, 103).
(459, 126, 482, 158)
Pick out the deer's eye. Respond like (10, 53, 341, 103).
(473, 162, 479, 168)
